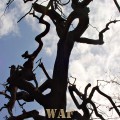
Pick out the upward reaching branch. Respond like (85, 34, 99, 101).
(75, 20, 120, 45)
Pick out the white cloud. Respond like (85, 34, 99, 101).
(0, 1, 19, 37)
(66, 1, 120, 118)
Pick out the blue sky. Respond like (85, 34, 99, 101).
(0, 0, 120, 120)
(0, 14, 43, 119)
(0, 1, 55, 118)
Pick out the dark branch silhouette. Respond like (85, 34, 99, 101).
(1, 0, 120, 119)
(113, 0, 120, 12)
(4, 8, 50, 117)
(7, 110, 45, 120)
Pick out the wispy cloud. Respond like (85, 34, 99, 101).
(0, 1, 19, 37)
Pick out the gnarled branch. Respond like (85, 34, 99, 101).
(75, 20, 120, 45)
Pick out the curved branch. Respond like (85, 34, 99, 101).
(75, 20, 120, 45)
(8, 78, 47, 106)
(100, 20, 120, 34)
(62, 9, 89, 40)
(32, 3, 65, 24)
(0, 105, 7, 112)
(29, 12, 50, 43)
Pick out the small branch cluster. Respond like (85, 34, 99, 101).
(68, 80, 120, 120)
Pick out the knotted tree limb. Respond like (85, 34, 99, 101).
(29, 12, 52, 92)
(62, 8, 89, 40)
(9, 78, 47, 106)
(0, 89, 33, 116)
(32, 2, 65, 25)
(0, 90, 35, 118)
(75, 19, 120, 45)
(32, 2, 66, 38)
(29, 12, 50, 43)
(5, 5, 51, 117)
(68, 83, 120, 120)
(32, 1, 92, 40)
(32, 0, 55, 19)
(100, 20, 120, 34)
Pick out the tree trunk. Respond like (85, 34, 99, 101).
(43, 32, 74, 119)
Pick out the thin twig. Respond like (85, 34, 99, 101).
(17, 6, 32, 23)
(89, 23, 100, 32)
(0, 106, 7, 111)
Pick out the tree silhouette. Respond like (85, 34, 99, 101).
(1, 0, 120, 120)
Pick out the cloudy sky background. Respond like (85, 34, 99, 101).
(0, 0, 120, 119)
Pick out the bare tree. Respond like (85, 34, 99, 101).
(1, 0, 120, 120)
